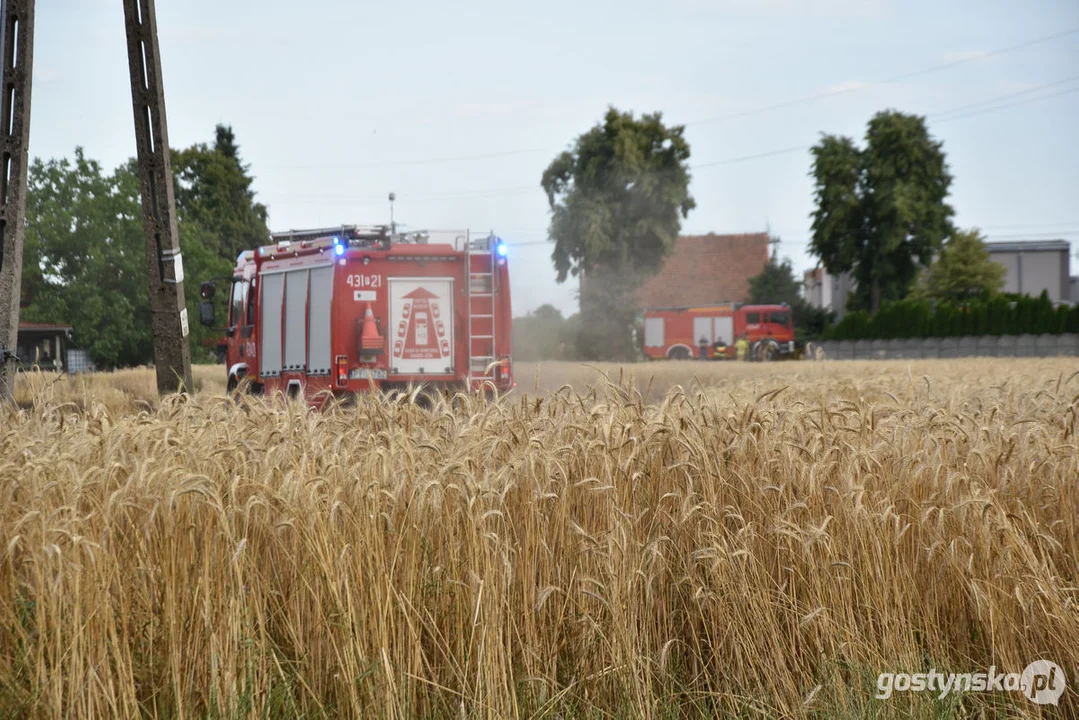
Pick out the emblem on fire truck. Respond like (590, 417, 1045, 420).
(391, 284, 452, 365)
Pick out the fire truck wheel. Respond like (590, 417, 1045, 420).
(667, 346, 691, 360)
(228, 373, 262, 397)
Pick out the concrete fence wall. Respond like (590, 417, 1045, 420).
(814, 334, 1079, 360)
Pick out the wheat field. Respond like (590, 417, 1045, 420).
(2, 359, 1078, 718)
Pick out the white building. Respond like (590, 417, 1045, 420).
(803, 240, 1076, 315)
(985, 240, 1073, 304)
(803, 266, 856, 319)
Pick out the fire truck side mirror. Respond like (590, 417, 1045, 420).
(200, 281, 216, 299)
(199, 300, 215, 327)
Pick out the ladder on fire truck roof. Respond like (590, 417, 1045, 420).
(466, 231, 497, 385)
(269, 225, 390, 245)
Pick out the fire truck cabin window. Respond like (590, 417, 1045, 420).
(245, 281, 256, 327)
(770, 311, 790, 327)
(746, 312, 760, 324)
(230, 280, 245, 327)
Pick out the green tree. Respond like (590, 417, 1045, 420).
(747, 250, 802, 305)
(22, 127, 270, 368)
(809, 110, 954, 314)
(1055, 305, 1070, 334)
(170, 128, 270, 360)
(1032, 290, 1055, 335)
(174, 124, 269, 263)
(541, 107, 695, 360)
(987, 295, 1009, 335)
(21, 150, 153, 368)
(826, 310, 869, 340)
(914, 228, 1006, 302)
(972, 301, 989, 336)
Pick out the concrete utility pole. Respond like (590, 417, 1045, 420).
(122, 0, 193, 395)
(0, 0, 34, 404)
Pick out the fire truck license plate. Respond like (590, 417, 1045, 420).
(350, 368, 387, 380)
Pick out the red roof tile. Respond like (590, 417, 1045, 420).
(636, 233, 770, 308)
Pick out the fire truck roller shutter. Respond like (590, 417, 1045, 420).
(260, 273, 285, 377)
(284, 270, 309, 372)
(714, 316, 733, 345)
(644, 317, 664, 347)
(693, 317, 713, 344)
(307, 265, 334, 375)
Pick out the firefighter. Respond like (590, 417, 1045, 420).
(698, 335, 710, 360)
(735, 333, 749, 361)
(758, 334, 776, 361)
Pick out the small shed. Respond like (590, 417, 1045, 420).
(16, 322, 73, 373)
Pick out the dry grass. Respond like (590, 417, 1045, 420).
(12, 364, 226, 413)
(2, 359, 1078, 718)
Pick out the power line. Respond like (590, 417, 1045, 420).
(984, 231, 1079, 239)
(934, 85, 1079, 123)
(505, 241, 549, 247)
(690, 145, 808, 170)
(258, 27, 1079, 174)
(262, 69, 1079, 210)
(280, 185, 537, 204)
(930, 75, 1079, 119)
(271, 74, 1079, 207)
(682, 27, 1079, 127)
(688, 75, 1079, 173)
(269, 148, 549, 171)
(459, 221, 1079, 253)
(982, 222, 1079, 230)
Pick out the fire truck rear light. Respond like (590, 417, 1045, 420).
(335, 355, 349, 386)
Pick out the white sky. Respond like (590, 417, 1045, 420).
(27, 0, 1079, 317)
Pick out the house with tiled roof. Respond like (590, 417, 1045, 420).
(635, 232, 771, 309)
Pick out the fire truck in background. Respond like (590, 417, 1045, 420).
(642, 302, 796, 360)
(199, 225, 513, 406)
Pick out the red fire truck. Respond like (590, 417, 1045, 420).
(199, 225, 514, 406)
(642, 302, 795, 360)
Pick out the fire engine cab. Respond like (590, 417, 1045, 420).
(199, 225, 513, 405)
(642, 302, 795, 360)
